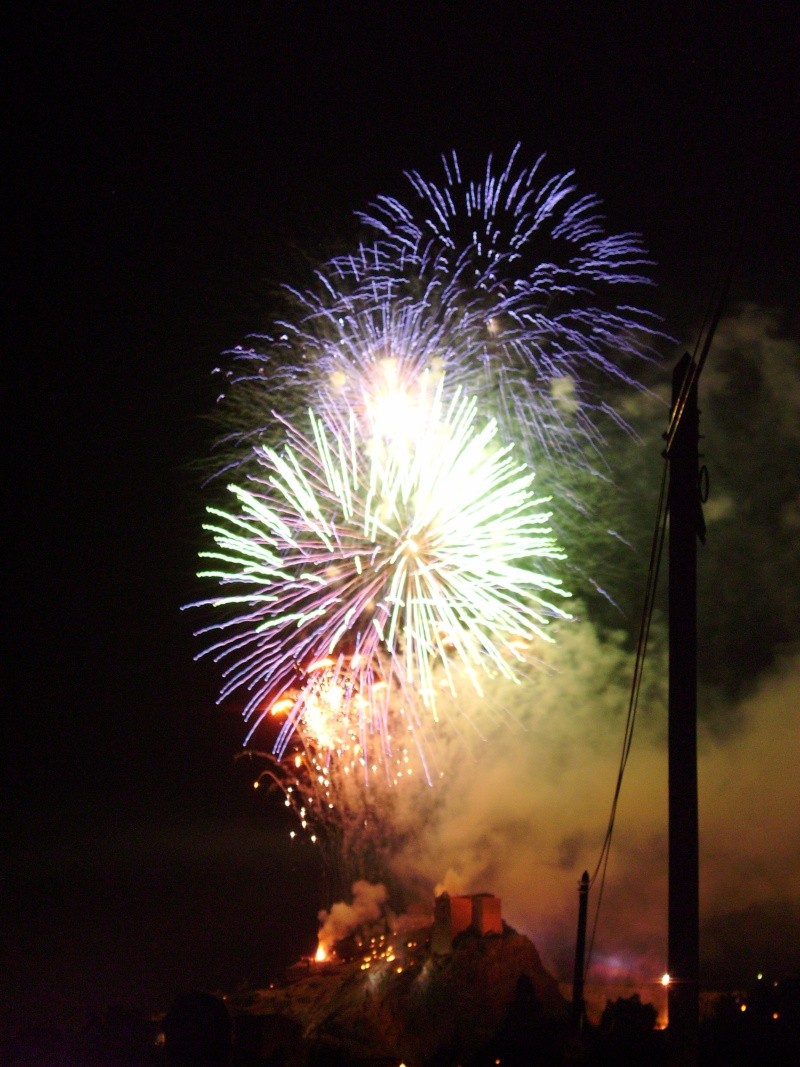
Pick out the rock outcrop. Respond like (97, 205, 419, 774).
(232, 923, 569, 1064)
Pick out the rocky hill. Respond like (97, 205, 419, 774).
(228, 923, 571, 1064)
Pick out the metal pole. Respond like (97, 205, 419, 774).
(667, 353, 702, 1065)
(572, 870, 590, 1027)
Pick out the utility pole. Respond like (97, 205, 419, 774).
(666, 353, 704, 1066)
(572, 870, 589, 1027)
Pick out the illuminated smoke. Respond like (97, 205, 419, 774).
(317, 880, 389, 956)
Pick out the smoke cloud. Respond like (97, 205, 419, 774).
(317, 880, 389, 952)
(370, 307, 800, 991)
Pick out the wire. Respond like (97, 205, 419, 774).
(582, 231, 744, 982)
(583, 450, 670, 978)
(665, 230, 744, 456)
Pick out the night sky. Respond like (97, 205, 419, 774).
(6, 2, 799, 1037)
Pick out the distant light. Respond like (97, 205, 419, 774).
(661, 973, 670, 987)
(253, 780, 259, 789)
(740, 1004, 747, 1013)
(773, 1012, 780, 1021)
(757, 972, 763, 980)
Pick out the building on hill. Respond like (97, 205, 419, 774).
(432, 891, 503, 954)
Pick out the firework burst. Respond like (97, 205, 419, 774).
(192, 370, 569, 759)
(330, 144, 668, 463)
(191, 147, 667, 876)
(208, 276, 471, 479)
(211, 148, 666, 534)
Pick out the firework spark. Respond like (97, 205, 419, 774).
(242, 658, 437, 895)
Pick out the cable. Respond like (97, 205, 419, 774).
(665, 230, 744, 456)
(583, 230, 744, 982)
(583, 451, 670, 978)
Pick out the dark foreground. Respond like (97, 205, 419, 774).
(4, 994, 799, 1065)
(4, 945, 798, 1065)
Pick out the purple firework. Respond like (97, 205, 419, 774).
(211, 147, 666, 481)
(327, 144, 668, 464)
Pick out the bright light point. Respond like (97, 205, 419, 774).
(757, 972, 763, 980)
(740, 1004, 747, 1012)
(315, 945, 327, 963)
(661, 973, 670, 987)
(289, 831, 296, 839)
(253, 780, 259, 789)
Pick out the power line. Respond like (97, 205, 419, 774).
(582, 235, 743, 983)
(584, 450, 669, 977)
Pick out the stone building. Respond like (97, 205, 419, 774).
(432, 891, 503, 954)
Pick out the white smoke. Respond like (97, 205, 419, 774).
(378, 308, 800, 989)
(317, 879, 389, 953)
(387, 631, 800, 988)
